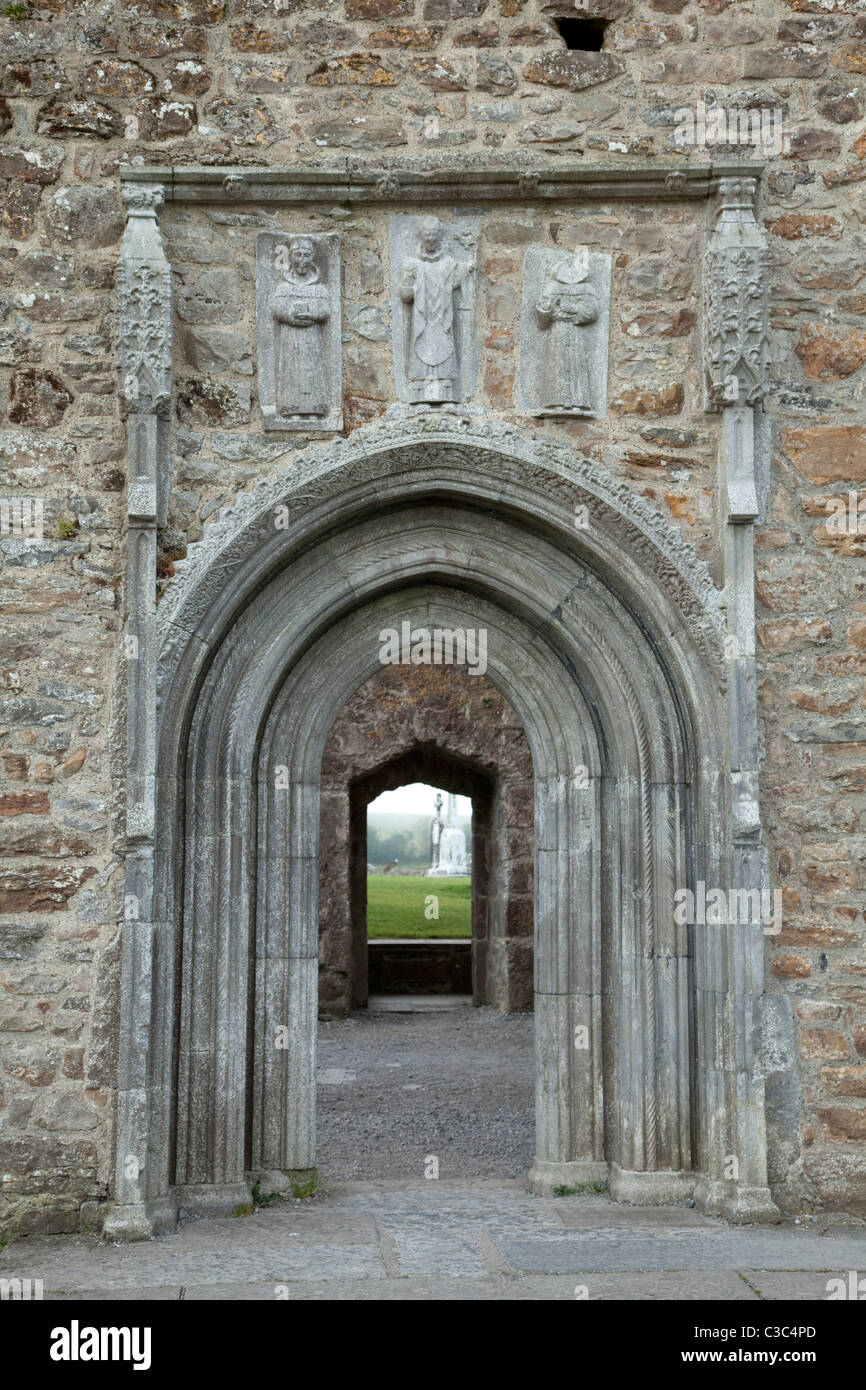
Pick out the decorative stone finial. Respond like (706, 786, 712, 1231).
(123, 183, 165, 218)
(717, 175, 757, 216)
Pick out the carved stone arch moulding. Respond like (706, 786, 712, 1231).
(108, 419, 778, 1240)
(108, 167, 774, 1240)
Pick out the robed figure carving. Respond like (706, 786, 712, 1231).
(272, 236, 330, 419)
(536, 259, 600, 415)
(399, 217, 473, 404)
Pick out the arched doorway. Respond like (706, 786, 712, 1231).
(107, 413, 779, 1237)
(318, 664, 535, 1017)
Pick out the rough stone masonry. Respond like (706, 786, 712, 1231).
(0, 0, 864, 1241)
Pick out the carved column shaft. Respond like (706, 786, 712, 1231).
(106, 184, 173, 1236)
(698, 175, 777, 1220)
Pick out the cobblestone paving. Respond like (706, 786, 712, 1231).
(4, 1181, 866, 1301)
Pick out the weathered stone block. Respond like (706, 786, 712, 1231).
(8, 369, 73, 428)
(407, 55, 470, 88)
(176, 269, 242, 324)
(201, 96, 281, 143)
(816, 79, 864, 123)
(0, 791, 50, 817)
(743, 44, 827, 79)
(795, 325, 866, 380)
(0, 921, 49, 961)
(307, 54, 396, 85)
(0, 182, 42, 240)
(369, 24, 441, 46)
(228, 22, 288, 51)
(137, 98, 197, 138)
(165, 59, 212, 94)
(181, 328, 253, 375)
(36, 92, 121, 139)
(768, 211, 843, 239)
(347, 0, 412, 14)
(816, 1108, 866, 1141)
(475, 52, 516, 90)
(177, 379, 252, 427)
(832, 44, 866, 74)
(0, 145, 64, 184)
(0, 865, 96, 914)
(129, 25, 208, 56)
(0, 60, 69, 97)
(311, 117, 406, 148)
(82, 59, 155, 95)
(610, 382, 684, 416)
(45, 187, 124, 249)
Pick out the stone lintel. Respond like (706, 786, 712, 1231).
(119, 161, 763, 206)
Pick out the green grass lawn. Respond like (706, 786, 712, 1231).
(367, 874, 471, 939)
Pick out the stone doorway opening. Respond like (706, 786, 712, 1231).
(318, 665, 535, 1021)
(364, 777, 475, 1006)
(316, 667, 536, 1180)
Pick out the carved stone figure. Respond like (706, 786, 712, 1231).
(273, 237, 330, 418)
(517, 246, 611, 420)
(256, 230, 341, 431)
(536, 259, 600, 414)
(393, 216, 476, 404)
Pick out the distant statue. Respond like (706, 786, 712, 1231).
(272, 236, 330, 418)
(536, 255, 599, 414)
(427, 792, 468, 877)
(430, 791, 443, 873)
(399, 216, 473, 404)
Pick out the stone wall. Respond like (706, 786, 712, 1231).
(0, 0, 865, 1235)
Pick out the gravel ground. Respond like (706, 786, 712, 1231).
(316, 1006, 535, 1180)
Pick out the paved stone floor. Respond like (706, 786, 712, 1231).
(4, 1006, 864, 1301)
(4, 1181, 866, 1300)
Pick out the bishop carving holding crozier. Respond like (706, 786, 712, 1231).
(536, 251, 600, 415)
(272, 236, 330, 419)
(399, 217, 473, 404)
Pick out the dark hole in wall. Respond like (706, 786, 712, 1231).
(554, 17, 607, 51)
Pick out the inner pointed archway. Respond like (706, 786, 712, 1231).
(318, 664, 535, 1018)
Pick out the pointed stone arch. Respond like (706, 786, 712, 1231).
(319, 668, 535, 1016)
(107, 411, 779, 1237)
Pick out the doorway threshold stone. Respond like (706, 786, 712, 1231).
(366, 994, 474, 1013)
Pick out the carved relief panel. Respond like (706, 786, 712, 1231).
(389, 214, 480, 405)
(703, 178, 771, 412)
(517, 247, 611, 419)
(256, 231, 342, 431)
